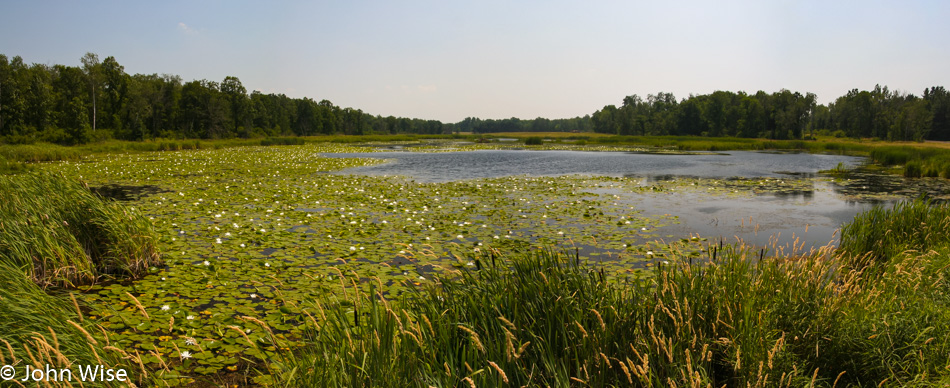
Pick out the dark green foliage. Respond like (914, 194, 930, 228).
(523, 136, 543, 145)
(260, 136, 305, 146)
(0, 53, 448, 144)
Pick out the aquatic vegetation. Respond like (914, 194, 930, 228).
(839, 198, 950, 267)
(0, 172, 161, 286)
(0, 261, 141, 387)
(22, 142, 943, 384)
(271, 235, 950, 387)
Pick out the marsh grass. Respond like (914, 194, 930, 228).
(0, 172, 161, 286)
(0, 261, 142, 387)
(269, 242, 949, 386)
(839, 198, 950, 267)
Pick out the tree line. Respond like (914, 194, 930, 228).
(0, 53, 447, 144)
(589, 86, 950, 141)
(2, 53, 948, 144)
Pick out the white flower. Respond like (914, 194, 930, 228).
(264, 262, 271, 267)
(203, 260, 210, 266)
(350, 246, 356, 251)
(457, 235, 464, 239)
(215, 238, 222, 244)
(186, 315, 195, 320)
(418, 276, 426, 281)
(250, 294, 258, 299)
(161, 305, 170, 311)
(240, 243, 246, 248)
(646, 251, 654, 256)
(185, 338, 197, 346)
(180, 351, 192, 359)
(641, 227, 648, 231)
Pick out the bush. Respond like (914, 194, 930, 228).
(904, 160, 922, 177)
(524, 136, 543, 145)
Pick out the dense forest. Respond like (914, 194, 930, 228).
(588, 87, 950, 141)
(0, 53, 447, 144)
(468, 88, 950, 142)
(1, 53, 949, 144)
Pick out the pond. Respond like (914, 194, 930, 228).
(327, 149, 882, 251)
(45, 144, 921, 383)
(326, 149, 863, 182)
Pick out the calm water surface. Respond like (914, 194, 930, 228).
(327, 150, 886, 250)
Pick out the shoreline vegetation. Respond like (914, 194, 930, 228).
(4, 133, 950, 179)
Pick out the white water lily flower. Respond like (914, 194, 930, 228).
(186, 315, 195, 320)
(264, 262, 271, 267)
(161, 305, 170, 311)
(240, 243, 246, 248)
(185, 338, 197, 346)
(203, 260, 210, 266)
(646, 251, 654, 256)
(457, 235, 464, 239)
(215, 238, 222, 244)
(180, 351, 192, 359)
(350, 246, 356, 251)
(250, 294, 258, 299)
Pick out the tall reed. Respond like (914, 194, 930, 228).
(271, 233, 950, 386)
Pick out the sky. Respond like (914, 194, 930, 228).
(1, 0, 949, 123)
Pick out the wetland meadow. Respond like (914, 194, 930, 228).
(3, 137, 950, 387)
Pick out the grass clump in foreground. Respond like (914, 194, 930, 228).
(0, 261, 141, 387)
(0, 172, 161, 286)
(0, 173, 164, 386)
(269, 200, 950, 387)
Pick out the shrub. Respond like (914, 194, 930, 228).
(524, 136, 543, 145)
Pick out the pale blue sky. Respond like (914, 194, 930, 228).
(1, 1, 948, 122)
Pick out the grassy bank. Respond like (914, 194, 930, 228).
(268, 199, 950, 387)
(0, 172, 161, 286)
(0, 173, 166, 387)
